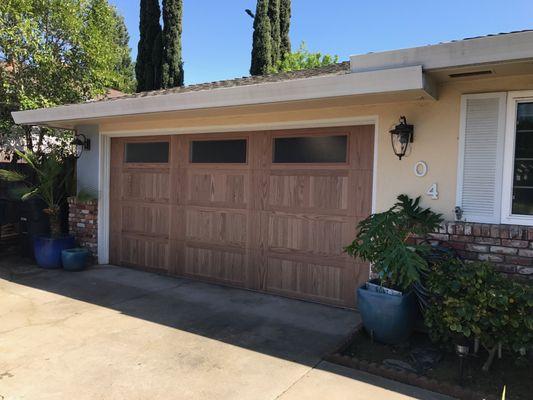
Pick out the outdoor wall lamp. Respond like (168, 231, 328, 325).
(389, 116, 414, 160)
(72, 133, 91, 159)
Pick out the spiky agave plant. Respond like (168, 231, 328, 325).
(0, 149, 73, 237)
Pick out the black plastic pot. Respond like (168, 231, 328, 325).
(357, 282, 418, 345)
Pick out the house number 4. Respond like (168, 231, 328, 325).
(426, 183, 439, 200)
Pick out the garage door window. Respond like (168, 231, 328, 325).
(125, 142, 169, 163)
(273, 135, 347, 163)
(190, 139, 247, 163)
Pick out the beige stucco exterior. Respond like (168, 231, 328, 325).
(94, 73, 533, 220)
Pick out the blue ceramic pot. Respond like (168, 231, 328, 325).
(357, 282, 418, 345)
(33, 236, 75, 269)
(61, 248, 90, 271)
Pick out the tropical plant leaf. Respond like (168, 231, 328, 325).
(0, 169, 26, 182)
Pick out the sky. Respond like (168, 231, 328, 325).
(109, 0, 533, 86)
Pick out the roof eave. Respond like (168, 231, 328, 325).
(350, 30, 533, 73)
(12, 65, 435, 127)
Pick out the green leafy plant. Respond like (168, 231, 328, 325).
(345, 195, 443, 291)
(0, 149, 74, 237)
(268, 42, 339, 74)
(424, 259, 533, 372)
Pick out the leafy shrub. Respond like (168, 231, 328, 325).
(345, 195, 443, 291)
(424, 259, 533, 371)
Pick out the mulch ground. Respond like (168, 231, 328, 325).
(329, 329, 532, 400)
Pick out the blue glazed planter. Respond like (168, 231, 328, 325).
(33, 236, 75, 269)
(357, 282, 418, 345)
(61, 248, 90, 271)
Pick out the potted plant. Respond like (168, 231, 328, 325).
(0, 149, 75, 268)
(345, 195, 443, 344)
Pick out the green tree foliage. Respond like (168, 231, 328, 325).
(250, 0, 272, 76)
(0, 0, 135, 158)
(424, 259, 533, 372)
(161, 0, 184, 88)
(345, 195, 443, 291)
(113, 9, 136, 93)
(136, 0, 163, 91)
(269, 42, 339, 73)
(279, 0, 291, 58)
(267, 0, 281, 67)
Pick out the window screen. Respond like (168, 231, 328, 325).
(125, 142, 169, 163)
(190, 139, 247, 163)
(273, 135, 347, 163)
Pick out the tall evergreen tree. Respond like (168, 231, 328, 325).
(267, 0, 280, 67)
(250, 0, 272, 76)
(136, 0, 162, 92)
(161, 0, 184, 88)
(279, 0, 291, 58)
(113, 9, 136, 92)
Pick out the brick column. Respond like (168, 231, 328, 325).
(67, 197, 98, 258)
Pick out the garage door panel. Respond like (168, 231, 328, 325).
(188, 171, 248, 207)
(121, 204, 170, 237)
(266, 257, 344, 304)
(121, 170, 170, 203)
(184, 244, 246, 285)
(185, 208, 247, 248)
(349, 125, 375, 170)
(267, 172, 349, 214)
(121, 235, 170, 271)
(267, 213, 348, 258)
(349, 169, 373, 217)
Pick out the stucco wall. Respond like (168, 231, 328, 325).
(94, 74, 533, 220)
(76, 124, 99, 197)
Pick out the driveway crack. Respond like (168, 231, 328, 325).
(273, 358, 322, 400)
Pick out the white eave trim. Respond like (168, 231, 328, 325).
(350, 30, 533, 72)
(12, 65, 435, 125)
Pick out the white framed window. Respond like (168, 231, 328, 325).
(501, 91, 533, 225)
(456, 93, 507, 223)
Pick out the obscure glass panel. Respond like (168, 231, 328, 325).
(125, 142, 169, 163)
(190, 139, 247, 163)
(273, 135, 347, 163)
(512, 102, 533, 215)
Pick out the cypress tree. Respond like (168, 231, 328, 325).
(279, 0, 291, 59)
(250, 0, 272, 76)
(161, 0, 184, 88)
(267, 0, 281, 67)
(136, 0, 163, 92)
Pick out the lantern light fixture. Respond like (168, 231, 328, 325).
(389, 116, 414, 160)
(72, 133, 91, 159)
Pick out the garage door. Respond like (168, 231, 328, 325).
(109, 126, 373, 308)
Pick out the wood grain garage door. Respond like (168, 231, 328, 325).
(109, 126, 373, 308)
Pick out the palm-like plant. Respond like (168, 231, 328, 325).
(0, 149, 73, 237)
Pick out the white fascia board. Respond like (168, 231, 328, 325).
(350, 31, 533, 72)
(12, 65, 432, 125)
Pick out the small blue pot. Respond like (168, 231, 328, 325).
(357, 282, 418, 345)
(33, 236, 75, 269)
(61, 248, 90, 271)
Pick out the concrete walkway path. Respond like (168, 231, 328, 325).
(0, 260, 452, 400)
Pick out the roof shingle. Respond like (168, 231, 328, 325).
(89, 61, 351, 103)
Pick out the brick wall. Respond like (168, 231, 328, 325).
(425, 221, 533, 279)
(67, 197, 97, 258)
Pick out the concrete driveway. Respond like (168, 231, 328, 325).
(0, 259, 451, 400)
